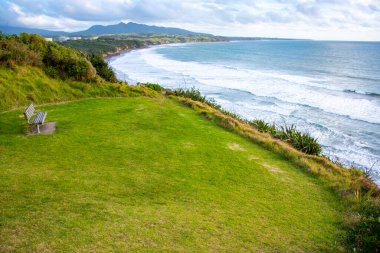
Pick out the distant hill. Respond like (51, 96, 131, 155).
(0, 26, 68, 37)
(0, 22, 209, 37)
(72, 22, 209, 36)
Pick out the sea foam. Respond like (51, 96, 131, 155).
(132, 48, 380, 125)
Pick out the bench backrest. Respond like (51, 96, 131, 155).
(24, 103, 35, 123)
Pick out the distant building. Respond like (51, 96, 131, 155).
(53, 36, 70, 42)
(44, 37, 53, 42)
(69, 36, 82, 41)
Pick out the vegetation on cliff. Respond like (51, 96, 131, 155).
(61, 34, 225, 55)
(0, 33, 96, 81)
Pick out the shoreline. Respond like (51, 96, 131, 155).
(104, 45, 150, 60)
(103, 48, 133, 59)
(104, 40, 229, 61)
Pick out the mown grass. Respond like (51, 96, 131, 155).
(0, 98, 345, 252)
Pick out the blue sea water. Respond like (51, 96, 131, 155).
(109, 40, 380, 176)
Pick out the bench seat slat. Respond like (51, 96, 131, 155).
(24, 103, 47, 132)
(32, 112, 47, 124)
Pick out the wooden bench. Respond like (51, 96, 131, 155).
(24, 103, 47, 134)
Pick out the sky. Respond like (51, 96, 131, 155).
(0, 0, 379, 41)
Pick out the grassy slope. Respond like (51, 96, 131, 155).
(0, 66, 156, 111)
(0, 98, 344, 252)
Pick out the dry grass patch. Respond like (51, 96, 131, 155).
(262, 163, 284, 174)
(227, 143, 246, 152)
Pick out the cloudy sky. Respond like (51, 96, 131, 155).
(0, 0, 379, 41)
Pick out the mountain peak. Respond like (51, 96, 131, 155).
(1, 22, 211, 37)
(78, 22, 208, 36)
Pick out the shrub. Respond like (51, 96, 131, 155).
(139, 82, 164, 92)
(205, 98, 222, 110)
(87, 53, 117, 82)
(172, 87, 223, 110)
(346, 200, 380, 252)
(0, 33, 96, 81)
(43, 43, 96, 81)
(44, 66, 59, 78)
(19, 33, 49, 55)
(290, 131, 321, 155)
(0, 36, 43, 67)
(173, 87, 207, 103)
(250, 119, 277, 135)
(249, 121, 322, 155)
(68, 59, 96, 81)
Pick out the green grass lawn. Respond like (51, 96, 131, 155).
(0, 97, 345, 252)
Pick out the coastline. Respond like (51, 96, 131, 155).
(103, 45, 150, 60)
(103, 48, 134, 59)
(104, 40, 228, 61)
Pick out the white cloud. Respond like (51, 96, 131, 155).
(0, 0, 379, 40)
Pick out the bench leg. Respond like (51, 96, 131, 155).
(37, 125, 40, 134)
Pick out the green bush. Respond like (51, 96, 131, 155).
(290, 131, 321, 155)
(205, 98, 222, 110)
(0, 33, 96, 81)
(0, 36, 43, 67)
(139, 82, 164, 92)
(68, 59, 96, 81)
(19, 33, 49, 55)
(346, 200, 380, 252)
(249, 121, 322, 155)
(44, 66, 59, 78)
(173, 87, 207, 103)
(43, 42, 96, 81)
(87, 53, 117, 82)
(250, 119, 277, 135)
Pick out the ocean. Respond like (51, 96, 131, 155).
(109, 40, 380, 177)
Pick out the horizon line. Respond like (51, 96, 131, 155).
(1, 22, 379, 43)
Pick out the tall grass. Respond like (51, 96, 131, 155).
(0, 67, 160, 111)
